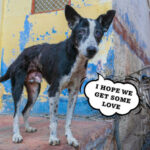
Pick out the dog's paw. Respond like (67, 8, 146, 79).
(25, 126, 37, 133)
(67, 137, 79, 148)
(49, 136, 60, 146)
(12, 134, 23, 143)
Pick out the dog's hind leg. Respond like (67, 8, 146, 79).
(65, 89, 79, 147)
(22, 82, 40, 133)
(11, 73, 25, 143)
(48, 82, 60, 145)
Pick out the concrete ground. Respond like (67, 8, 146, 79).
(0, 115, 113, 150)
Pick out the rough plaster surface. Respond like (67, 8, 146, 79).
(112, 1, 150, 149)
(113, 0, 150, 57)
(113, 31, 144, 77)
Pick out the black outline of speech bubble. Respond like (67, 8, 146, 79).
(84, 73, 140, 117)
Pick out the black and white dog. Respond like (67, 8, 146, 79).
(0, 5, 115, 147)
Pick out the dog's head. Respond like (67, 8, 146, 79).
(65, 5, 116, 59)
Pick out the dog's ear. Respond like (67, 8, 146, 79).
(65, 5, 81, 30)
(97, 10, 116, 32)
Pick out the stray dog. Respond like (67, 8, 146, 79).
(0, 5, 115, 147)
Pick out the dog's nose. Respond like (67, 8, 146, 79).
(87, 46, 97, 58)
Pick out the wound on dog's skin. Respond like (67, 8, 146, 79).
(0, 4, 115, 147)
(26, 72, 42, 83)
(25, 58, 42, 84)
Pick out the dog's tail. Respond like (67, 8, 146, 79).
(0, 69, 10, 82)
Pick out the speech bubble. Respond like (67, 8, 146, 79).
(84, 74, 140, 116)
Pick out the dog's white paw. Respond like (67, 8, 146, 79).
(67, 137, 79, 148)
(49, 136, 60, 145)
(25, 126, 37, 133)
(12, 134, 23, 143)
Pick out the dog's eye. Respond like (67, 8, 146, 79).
(78, 29, 86, 35)
(95, 30, 102, 38)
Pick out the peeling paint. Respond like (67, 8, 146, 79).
(1, 94, 98, 115)
(104, 24, 113, 40)
(87, 63, 97, 78)
(19, 15, 32, 51)
(30, 31, 51, 41)
(52, 27, 57, 34)
(65, 30, 69, 38)
(1, 48, 11, 93)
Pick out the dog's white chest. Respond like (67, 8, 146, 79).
(60, 55, 87, 91)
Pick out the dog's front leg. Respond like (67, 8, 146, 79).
(49, 89, 60, 146)
(65, 89, 79, 147)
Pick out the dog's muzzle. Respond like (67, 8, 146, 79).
(86, 46, 97, 59)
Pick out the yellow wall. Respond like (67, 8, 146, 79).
(0, 0, 113, 110)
